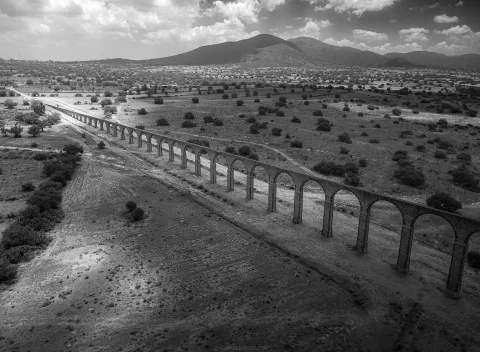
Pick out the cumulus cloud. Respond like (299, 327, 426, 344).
(435, 25, 477, 37)
(434, 14, 459, 24)
(259, 0, 286, 11)
(432, 41, 467, 55)
(312, 0, 399, 16)
(206, 0, 260, 23)
(275, 18, 331, 39)
(352, 29, 388, 42)
(399, 28, 429, 42)
(323, 37, 423, 53)
(455, 0, 464, 6)
(409, 2, 439, 11)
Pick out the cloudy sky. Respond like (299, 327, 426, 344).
(0, 0, 479, 61)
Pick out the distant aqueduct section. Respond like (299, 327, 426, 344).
(49, 103, 480, 299)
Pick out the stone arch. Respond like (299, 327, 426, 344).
(228, 158, 248, 194)
(182, 144, 196, 170)
(120, 126, 127, 140)
(330, 187, 362, 250)
(137, 130, 146, 148)
(271, 171, 297, 221)
(368, 199, 405, 260)
(213, 153, 229, 188)
(248, 164, 271, 202)
(299, 178, 326, 229)
(168, 140, 182, 163)
(192, 146, 209, 177)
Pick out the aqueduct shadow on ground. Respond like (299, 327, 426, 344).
(51, 104, 480, 299)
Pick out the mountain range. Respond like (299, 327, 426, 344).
(89, 34, 480, 70)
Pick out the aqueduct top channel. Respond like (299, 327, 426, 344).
(47, 102, 480, 299)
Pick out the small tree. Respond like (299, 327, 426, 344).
(426, 192, 462, 213)
(290, 140, 303, 148)
(154, 97, 164, 104)
(91, 95, 98, 103)
(98, 141, 106, 149)
(21, 182, 35, 192)
(338, 132, 352, 144)
(156, 118, 169, 126)
(126, 201, 137, 212)
(31, 100, 45, 116)
(10, 124, 23, 138)
(138, 108, 147, 115)
(238, 145, 251, 156)
(132, 207, 145, 222)
(184, 112, 195, 120)
(27, 125, 41, 137)
(271, 127, 282, 136)
(236, 100, 244, 106)
(192, 97, 199, 104)
(4, 99, 17, 109)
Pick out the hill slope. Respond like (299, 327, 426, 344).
(240, 43, 317, 68)
(289, 37, 387, 67)
(384, 51, 480, 70)
(143, 34, 299, 66)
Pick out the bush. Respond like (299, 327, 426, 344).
(467, 251, 480, 269)
(369, 139, 380, 144)
(63, 144, 84, 155)
(225, 146, 237, 155)
(33, 153, 49, 161)
(222, 94, 230, 99)
(184, 112, 195, 120)
(238, 145, 251, 156)
(313, 110, 323, 116)
(2, 225, 48, 249)
(131, 207, 145, 222)
(312, 161, 345, 177)
(367, 105, 375, 110)
(271, 127, 282, 136)
(98, 141, 105, 149)
(340, 147, 349, 155)
(338, 132, 352, 144)
(316, 117, 331, 132)
(457, 152, 471, 164)
(449, 167, 479, 191)
(249, 124, 259, 134)
(126, 201, 137, 212)
(248, 153, 259, 161)
(204, 115, 214, 124)
(434, 150, 447, 159)
(135, 125, 145, 130)
(291, 116, 301, 123)
(344, 172, 360, 186)
(181, 120, 196, 128)
(192, 97, 199, 104)
(236, 100, 244, 106)
(415, 145, 426, 152)
(0, 256, 17, 283)
(394, 166, 425, 188)
(426, 192, 462, 213)
(231, 93, 238, 98)
(27, 188, 62, 212)
(212, 118, 224, 126)
(276, 110, 285, 117)
(91, 96, 98, 103)
(392, 108, 402, 116)
(138, 108, 147, 115)
(361, 132, 368, 137)
(21, 182, 35, 192)
(290, 141, 303, 148)
(156, 118, 169, 126)
(359, 159, 367, 167)
(154, 97, 164, 104)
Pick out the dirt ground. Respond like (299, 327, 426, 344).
(1, 108, 480, 351)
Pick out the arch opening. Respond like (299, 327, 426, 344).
(251, 165, 269, 203)
(213, 154, 228, 189)
(300, 179, 326, 230)
(273, 171, 296, 220)
(331, 189, 361, 249)
(231, 159, 248, 195)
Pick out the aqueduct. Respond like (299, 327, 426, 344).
(49, 104, 480, 299)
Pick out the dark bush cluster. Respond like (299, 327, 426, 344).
(337, 132, 352, 144)
(394, 166, 425, 188)
(449, 166, 480, 192)
(0, 146, 81, 284)
(426, 192, 462, 213)
(156, 118, 169, 126)
(316, 117, 331, 132)
(125, 201, 145, 222)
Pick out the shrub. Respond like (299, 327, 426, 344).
(248, 153, 259, 161)
(91, 96, 99, 103)
(369, 139, 380, 144)
(135, 125, 145, 130)
(126, 201, 137, 212)
(340, 147, 349, 155)
(138, 108, 147, 115)
(236, 100, 244, 106)
(231, 93, 238, 98)
(100, 98, 112, 107)
(212, 118, 224, 126)
(222, 94, 230, 99)
(313, 110, 323, 116)
(316, 117, 331, 132)
(338, 132, 352, 144)
(271, 127, 282, 136)
(254, 99, 260, 103)
(98, 141, 105, 149)
(204, 115, 214, 124)
(361, 132, 368, 137)
(154, 97, 164, 104)
(392, 108, 402, 116)
(358, 159, 367, 167)
(0, 256, 17, 283)
(279, 96, 287, 103)
(2, 225, 48, 249)
(415, 145, 426, 152)
(184, 112, 195, 120)
(181, 120, 196, 128)
(467, 251, 480, 269)
(394, 166, 425, 188)
(426, 192, 462, 213)
(457, 152, 471, 164)
(33, 153, 49, 161)
(312, 161, 345, 177)
(344, 172, 360, 186)
(63, 144, 84, 155)
(449, 167, 479, 191)
(238, 145, 251, 156)
(249, 124, 259, 134)
(276, 110, 285, 117)
(434, 150, 447, 159)
(290, 141, 303, 148)
(291, 116, 301, 123)
(156, 118, 169, 126)
(384, 114, 390, 119)
(21, 182, 35, 192)
(367, 105, 375, 110)
(374, 123, 381, 128)
(192, 97, 199, 104)
(132, 207, 145, 222)
(27, 188, 62, 212)
(225, 146, 237, 155)
(412, 109, 419, 114)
